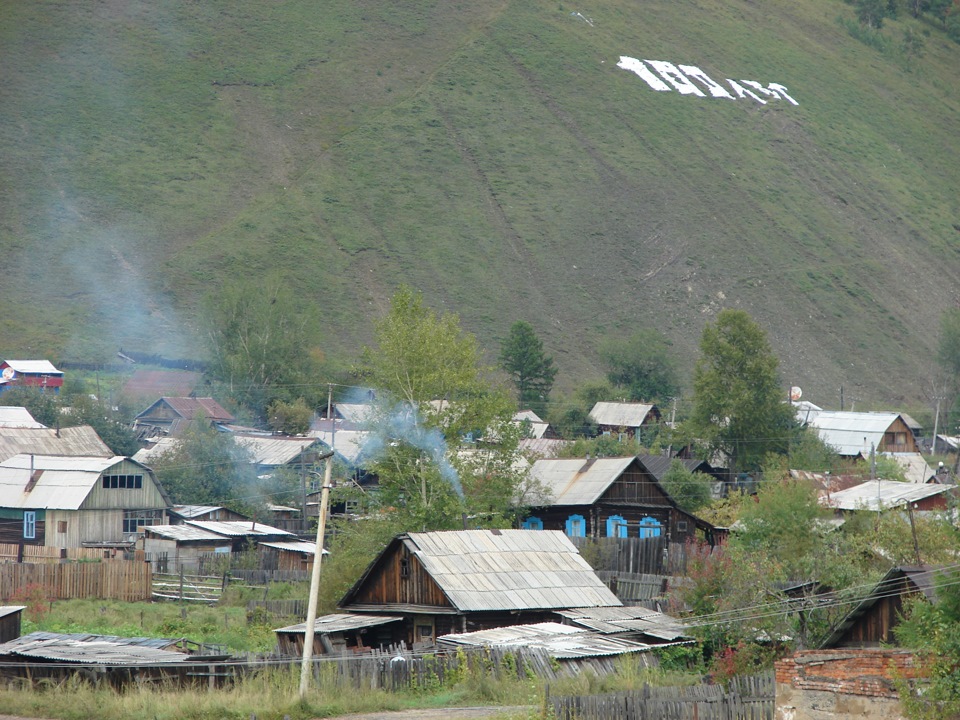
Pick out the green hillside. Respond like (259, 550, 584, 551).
(2, 0, 959, 406)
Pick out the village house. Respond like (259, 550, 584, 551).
(523, 456, 711, 543)
(799, 409, 920, 457)
(0, 407, 45, 429)
(336, 529, 622, 647)
(0, 454, 170, 548)
(588, 402, 661, 440)
(821, 479, 956, 514)
(0, 424, 112, 463)
(0, 360, 63, 395)
(133, 397, 234, 441)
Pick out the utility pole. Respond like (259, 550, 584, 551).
(299, 386, 336, 699)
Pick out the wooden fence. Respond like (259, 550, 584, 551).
(0, 543, 141, 563)
(571, 536, 692, 576)
(0, 561, 152, 602)
(548, 673, 774, 720)
(246, 598, 308, 620)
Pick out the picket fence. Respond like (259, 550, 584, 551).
(0, 561, 152, 602)
(548, 673, 774, 720)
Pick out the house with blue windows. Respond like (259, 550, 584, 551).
(522, 456, 712, 542)
(0, 454, 170, 549)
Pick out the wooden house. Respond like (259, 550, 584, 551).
(800, 410, 920, 457)
(179, 520, 295, 552)
(0, 360, 63, 395)
(0, 425, 112, 463)
(821, 479, 956, 514)
(257, 540, 321, 573)
(821, 565, 942, 648)
(338, 529, 621, 646)
(523, 456, 711, 542)
(168, 505, 249, 524)
(133, 397, 234, 440)
(0, 454, 170, 548)
(588, 402, 661, 440)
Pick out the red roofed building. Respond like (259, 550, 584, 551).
(0, 360, 63, 394)
(133, 397, 234, 440)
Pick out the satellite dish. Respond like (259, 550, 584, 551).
(1, 368, 14, 381)
(790, 386, 803, 401)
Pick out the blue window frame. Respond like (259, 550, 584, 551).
(638, 516, 662, 539)
(606, 514, 628, 538)
(565, 514, 586, 537)
(522, 516, 544, 531)
(23, 511, 36, 539)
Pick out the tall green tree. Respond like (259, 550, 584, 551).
(499, 321, 557, 412)
(681, 310, 796, 473)
(203, 276, 325, 421)
(360, 287, 529, 529)
(599, 329, 680, 403)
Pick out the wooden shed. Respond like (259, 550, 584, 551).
(821, 565, 941, 648)
(523, 456, 712, 543)
(0, 606, 25, 643)
(274, 614, 402, 656)
(338, 529, 621, 647)
(140, 524, 232, 573)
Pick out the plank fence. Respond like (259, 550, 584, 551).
(548, 672, 774, 720)
(571, 536, 693, 576)
(0, 543, 140, 563)
(246, 598, 308, 620)
(0, 561, 152, 602)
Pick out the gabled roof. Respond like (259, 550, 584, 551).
(821, 565, 942, 648)
(882, 452, 935, 484)
(800, 410, 906, 457)
(183, 520, 294, 538)
(437, 622, 653, 659)
(529, 456, 637, 505)
(821, 479, 956, 512)
(143, 524, 230, 543)
(169, 504, 228, 519)
(334, 403, 375, 425)
(311, 429, 370, 466)
(0, 425, 112, 463)
(136, 397, 234, 423)
(233, 434, 322, 467)
(0, 360, 62, 375)
(637, 454, 713, 482)
(341, 529, 621, 613)
(0, 407, 45, 429)
(519, 437, 569, 459)
(589, 402, 659, 428)
(0, 454, 157, 510)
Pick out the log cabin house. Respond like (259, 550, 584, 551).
(588, 402, 661, 440)
(523, 456, 713, 543)
(336, 529, 621, 647)
(0, 454, 170, 548)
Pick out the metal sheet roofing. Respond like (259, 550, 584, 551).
(589, 402, 657, 428)
(0, 632, 188, 664)
(234, 434, 321, 467)
(555, 607, 691, 641)
(402, 530, 621, 612)
(800, 411, 902, 457)
(530, 457, 636, 505)
(170, 505, 226, 519)
(437, 622, 650, 659)
(0, 407, 45, 429)
(518, 437, 569, 459)
(1, 360, 62, 375)
(335, 403, 375, 425)
(143, 524, 230, 543)
(275, 613, 401, 635)
(0, 425, 112, 463)
(0, 606, 26, 619)
(822, 480, 956, 512)
(132, 437, 178, 465)
(311, 429, 370, 465)
(259, 541, 325, 555)
(184, 520, 294, 538)
(0, 454, 129, 509)
(882, 452, 935, 483)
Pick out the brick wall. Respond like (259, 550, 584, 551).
(775, 649, 922, 720)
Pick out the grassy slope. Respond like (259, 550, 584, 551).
(1, 0, 958, 406)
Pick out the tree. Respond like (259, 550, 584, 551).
(360, 286, 528, 528)
(660, 460, 712, 513)
(267, 397, 312, 435)
(203, 276, 325, 421)
(0, 386, 60, 427)
(499, 321, 557, 412)
(857, 0, 891, 27)
(149, 420, 259, 514)
(681, 310, 796, 474)
(598, 330, 680, 403)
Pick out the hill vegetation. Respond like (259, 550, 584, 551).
(2, 0, 959, 407)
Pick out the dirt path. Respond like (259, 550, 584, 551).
(322, 707, 532, 720)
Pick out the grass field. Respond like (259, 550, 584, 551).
(2, 0, 959, 405)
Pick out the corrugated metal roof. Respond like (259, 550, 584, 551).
(275, 613, 401, 635)
(335, 403, 375, 425)
(0, 425, 112, 463)
(259, 541, 324, 555)
(822, 480, 956, 511)
(144, 525, 230, 543)
(170, 505, 225, 519)
(403, 530, 621, 612)
(234, 434, 321, 467)
(437, 622, 650, 659)
(801, 411, 902, 457)
(132, 438, 178, 465)
(311, 429, 369, 465)
(555, 607, 690, 641)
(0, 407, 45, 429)
(184, 520, 294, 538)
(0, 454, 130, 509)
(530, 457, 636, 505)
(0, 632, 188, 664)
(518, 437, 569, 459)
(589, 402, 657, 428)
(2, 360, 62, 375)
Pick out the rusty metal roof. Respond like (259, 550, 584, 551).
(0, 632, 189, 664)
(135, 397, 234, 423)
(0, 425, 112, 462)
(437, 622, 651, 658)
(401, 530, 621, 612)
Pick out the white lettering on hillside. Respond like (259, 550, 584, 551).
(617, 56, 799, 106)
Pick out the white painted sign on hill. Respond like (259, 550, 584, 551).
(617, 56, 798, 106)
